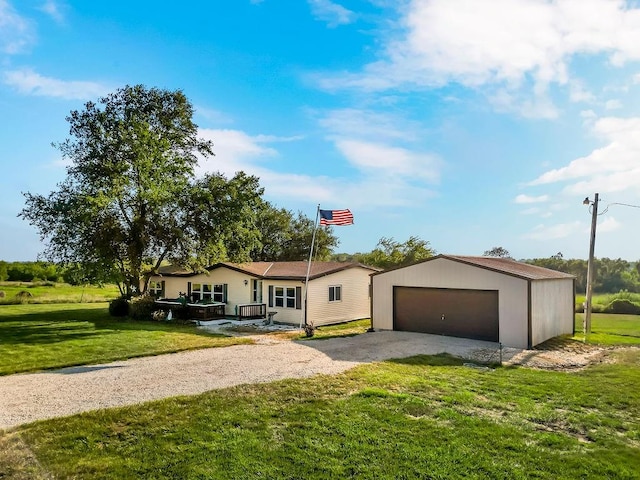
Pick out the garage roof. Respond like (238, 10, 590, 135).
(372, 255, 575, 281)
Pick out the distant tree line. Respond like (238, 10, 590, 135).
(484, 247, 640, 294)
(524, 255, 640, 294)
(4, 247, 639, 295)
(0, 261, 94, 284)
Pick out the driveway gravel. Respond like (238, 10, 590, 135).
(0, 331, 604, 430)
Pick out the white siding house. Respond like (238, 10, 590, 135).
(149, 261, 378, 326)
(371, 255, 575, 349)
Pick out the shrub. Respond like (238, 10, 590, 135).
(129, 295, 157, 320)
(15, 290, 33, 304)
(604, 299, 640, 315)
(109, 297, 129, 317)
(575, 302, 605, 313)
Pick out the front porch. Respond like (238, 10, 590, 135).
(154, 299, 268, 322)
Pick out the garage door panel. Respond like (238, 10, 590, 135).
(393, 286, 498, 342)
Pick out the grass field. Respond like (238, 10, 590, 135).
(574, 313, 640, 345)
(1, 350, 638, 479)
(0, 282, 119, 304)
(0, 303, 252, 375)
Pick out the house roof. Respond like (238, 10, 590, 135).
(372, 255, 575, 281)
(156, 261, 379, 281)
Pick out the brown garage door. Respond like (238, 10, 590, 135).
(393, 286, 499, 342)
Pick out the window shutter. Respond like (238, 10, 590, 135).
(268, 285, 273, 307)
(296, 286, 302, 310)
(223, 284, 228, 303)
(187, 282, 192, 299)
(161, 280, 166, 298)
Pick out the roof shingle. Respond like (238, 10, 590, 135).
(439, 255, 574, 280)
(156, 261, 379, 280)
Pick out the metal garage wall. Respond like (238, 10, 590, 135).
(372, 257, 530, 348)
(530, 278, 575, 346)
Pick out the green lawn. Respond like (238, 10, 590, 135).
(0, 303, 252, 375)
(574, 312, 640, 345)
(311, 318, 371, 339)
(2, 350, 638, 479)
(0, 282, 120, 304)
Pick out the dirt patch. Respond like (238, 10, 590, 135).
(0, 432, 51, 480)
(504, 337, 612, 371)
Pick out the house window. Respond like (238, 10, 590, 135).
(274, 286, 296, 308)
(329, 285, 342, 302)
(212, 284, 225, 303)
(149, 281, 163, 298)
(192, 283, 226, 302)
(252, 279, 262, 303)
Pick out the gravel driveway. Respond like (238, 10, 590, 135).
(0, 331, 604, 430)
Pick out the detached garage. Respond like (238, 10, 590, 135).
(371, 255, 575, 349)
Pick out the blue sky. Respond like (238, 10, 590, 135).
(2, 0, 640, 262)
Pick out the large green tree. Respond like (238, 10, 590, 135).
(21, 85, 263, 296)
(352, 236, 436, 269)
(251, 203, 339, 261)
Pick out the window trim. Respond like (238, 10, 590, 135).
(149, 280, 163, 298)
(192, 283, 227, 302)
(273, 286, 297, 309)
(329, 284, 342, 303)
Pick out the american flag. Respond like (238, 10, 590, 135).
(319, 209, 354, 226)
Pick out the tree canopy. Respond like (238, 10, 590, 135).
(483, 246, 513, 258)
(340, 236, 436, 269)
(20, 85, 263, 296)
(251, 203, 339, 261)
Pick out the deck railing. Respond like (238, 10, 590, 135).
(236, 303, 267, 320)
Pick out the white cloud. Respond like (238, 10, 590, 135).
(196, 127, 438, 209)
(335, 139, 440, 182)
(489, 88, 559, 119)
(521, 207, 540, 215)
(194, 105, 234, 124)
(580, 109, 597, 119)
(316, 107, 442, 206)
(308, 0, 355, 27)
(316, 0, 640, 114)
(318, 108, 419, 142)
(524, 221, 582, 240)
(529, 116, 640, 195)
(598, 216, 621, 233)
(569, 81, 596, 103)
(39, 0, 64, 23)
(0, 0, 34, 54)
(3, 68, 110, 99)
(196, 128, 279, 176)
(605, 99, 622, 110)
(515, 194, 549, 204)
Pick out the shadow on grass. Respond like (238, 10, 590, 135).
(0, 323, 117, 346)
(0, 306, 224, 347)
(55, 365, 126, 375)
(386, 353, 466, 367)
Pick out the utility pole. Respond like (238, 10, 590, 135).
(583, 193, 599, 335)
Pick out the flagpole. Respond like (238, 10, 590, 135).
(301, 204, 320, 329)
